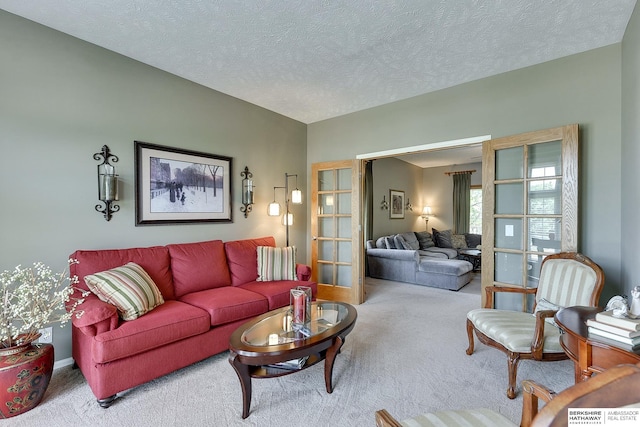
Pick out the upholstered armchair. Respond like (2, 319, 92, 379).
(375, 362, 640, 427)
(466, 252, 604, 399)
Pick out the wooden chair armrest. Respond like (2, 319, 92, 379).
(520, 380, 557, 427)
(531, 309, 558, 359)
(483, 285, 537, 309)
(375, 409, 403, 427)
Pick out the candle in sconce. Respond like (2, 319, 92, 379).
(99, 163, 118, 202)
(102, 175, 118, 201)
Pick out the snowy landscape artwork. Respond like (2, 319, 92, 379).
(135, 141, 232, 225)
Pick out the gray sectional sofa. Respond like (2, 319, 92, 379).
(366, 231, 478, 291)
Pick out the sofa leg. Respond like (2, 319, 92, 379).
(97, 395, 117, 408)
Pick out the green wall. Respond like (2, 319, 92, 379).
(0, 11, 308, 361)
(309, 44, 623, 301)
(622, 5, 640, 297)
(370, 158, 424, 237)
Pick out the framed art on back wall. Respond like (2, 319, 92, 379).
(135, 141, 232, 225)
(389, 189, 405, 219)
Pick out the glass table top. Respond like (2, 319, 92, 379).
(241, 302, 349, 347)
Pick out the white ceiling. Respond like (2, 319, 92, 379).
(1, 1, 636, 125)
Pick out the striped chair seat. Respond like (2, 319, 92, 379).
(399, 408, 515, 427)
(467, 308, 563, 353)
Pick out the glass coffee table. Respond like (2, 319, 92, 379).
(228, 301, 357, 418)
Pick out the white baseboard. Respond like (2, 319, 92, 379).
(54, 357, 75, 370)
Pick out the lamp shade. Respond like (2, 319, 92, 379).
(268, 202, 281, 216)
(291, 189, 302, 204)
(421, 206, 432, 217)
(282, 212, 294, 225)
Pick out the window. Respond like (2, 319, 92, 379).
(469, 186, 482, 234)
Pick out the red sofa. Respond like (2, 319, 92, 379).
(69, 236, 316, 407)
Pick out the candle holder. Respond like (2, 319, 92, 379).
(94, 145, 120, 221)
(290, 286, 312, 331)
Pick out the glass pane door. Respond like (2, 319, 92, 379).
(482, 125, 578, 310)
(312, 160, 363, 304)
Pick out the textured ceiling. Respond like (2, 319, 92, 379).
(0, 1, 636, 124)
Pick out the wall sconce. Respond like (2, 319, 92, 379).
(421, 206, 432, 230)
(380, 195, 389, 210)
(240, 166, 254, 218)
(94, 145, 119, 221)
(268, 173, 303, 246)
(405, 198, 413, 211)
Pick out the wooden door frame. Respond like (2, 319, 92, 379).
(311, 159, 364, 304)
(481, 124, 579, 307)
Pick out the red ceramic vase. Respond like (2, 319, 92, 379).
(0, 341, 54, 418)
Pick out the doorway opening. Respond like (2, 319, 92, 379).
(356, 134, 490, 241)
(355, 134, 490, 299)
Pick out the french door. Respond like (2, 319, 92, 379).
(481, 124, 579, 309)
(311, 160, 364, 304)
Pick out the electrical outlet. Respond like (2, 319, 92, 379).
(38, 327, 53, 344)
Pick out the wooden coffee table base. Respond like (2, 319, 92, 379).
(229, 335, 345, 419)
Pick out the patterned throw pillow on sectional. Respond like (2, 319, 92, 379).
(256, 246, 297, 281)
(432, 228, 454, 248)
(451, 234, 467, 249)
(384, 236, 397, 249)
(84, 262, 165, 321)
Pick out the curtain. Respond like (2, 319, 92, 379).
(453, 172, 471, 234)
(363, 161, 373, 276)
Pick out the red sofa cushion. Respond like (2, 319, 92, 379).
(71, 246, 175, 301)
(168, 240, 232, 298)
(178, 286, 268, 326)
(224, 236, 275, 286)
(92, 300, 210, 363)
(240, 280, 318, 310)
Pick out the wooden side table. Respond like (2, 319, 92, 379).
(555, 306, 640, 383)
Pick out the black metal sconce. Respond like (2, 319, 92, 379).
(380, 195, 389, 210)
(94, 145, 119, 221)
(240, 166, 254, 218)
(405, 198, 413, 211)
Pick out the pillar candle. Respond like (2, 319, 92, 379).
(268, 333, 278, 345)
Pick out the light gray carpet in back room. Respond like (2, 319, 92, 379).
(6, 275, 574, 426)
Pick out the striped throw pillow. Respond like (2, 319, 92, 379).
(84, 262, 165, 321)
(256, 246, 297, 281)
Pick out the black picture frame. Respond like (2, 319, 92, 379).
(135, 141, 232, 225)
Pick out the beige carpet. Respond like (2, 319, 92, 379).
(7, 275, 575, 426)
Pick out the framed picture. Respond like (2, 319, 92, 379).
(389, 189, 405, 219)
(135, 141, 232, 225)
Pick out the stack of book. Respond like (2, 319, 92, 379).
(587, 310, 640, 350)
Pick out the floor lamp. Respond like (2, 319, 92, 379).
(268, 173, 302, 246)
(421, 206, 432, 231)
